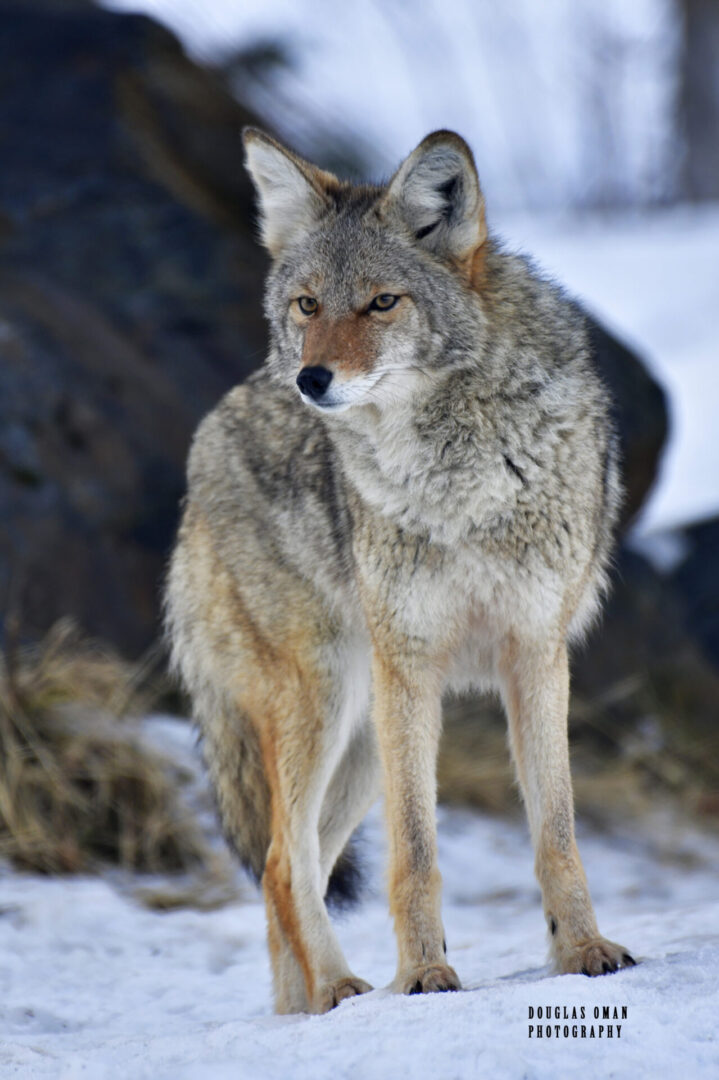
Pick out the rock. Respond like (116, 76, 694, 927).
(0, 1, 266, 653)
(0, 1, 668, 656)
(671, 516, 719, 671)
(572, 546, 719, 732)
(585, 316, 668, 527)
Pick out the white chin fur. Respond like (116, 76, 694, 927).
(298, 391, 353, 413)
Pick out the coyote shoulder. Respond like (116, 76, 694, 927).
(165, 128, 635, 1014)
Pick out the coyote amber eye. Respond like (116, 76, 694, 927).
(369, 294, 399, 311)
(297, 296, 318, 315)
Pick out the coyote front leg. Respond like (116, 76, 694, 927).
(500, 638, 636, 975)
(371, 649, 461, 995)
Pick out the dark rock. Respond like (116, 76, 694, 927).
(586, 316, 668, 526)
(572, 545, 719, 734)
(679, 0, 719, 201)
(0, 2, 669, 656)
(671, 515, 719, 670)
(0, 1, 266, 653)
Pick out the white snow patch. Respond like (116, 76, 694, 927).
(101, 0, 680, 212)
(1, 717, 718, 1077)
(628, 529, 690, 574)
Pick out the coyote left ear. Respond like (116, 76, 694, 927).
(380, 131, 487, 280)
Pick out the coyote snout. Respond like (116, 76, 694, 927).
(296, 364, 332, 402)
(166, 126, 636, 1015)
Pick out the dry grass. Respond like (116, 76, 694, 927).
(438, 672, 719, 830)
(133, 863, 241, 912)
(438, 695, 518, 815)
(0, 618, 208, 875)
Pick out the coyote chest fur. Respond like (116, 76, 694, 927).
(166, 128, 635, 1014)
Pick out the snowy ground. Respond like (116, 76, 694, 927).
(1, 718, 718, 1078)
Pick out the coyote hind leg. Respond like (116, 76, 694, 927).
(500, 638, 636, 976)
(196, 697, 309, 1013)
(259, 641, 375, 1014)
(264, 719, 380, 1013)
(262, 708, 373, 1012)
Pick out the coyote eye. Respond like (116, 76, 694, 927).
(369, 294, 399, 312)
(297, 296, 318, 315)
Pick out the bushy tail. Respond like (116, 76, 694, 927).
(200, 698, 362, 908)
(324, 837, 364, 911)
(200, 698, 271, 883)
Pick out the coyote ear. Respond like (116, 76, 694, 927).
(242, 128, 338, 257)
(380, 131, 487, 276)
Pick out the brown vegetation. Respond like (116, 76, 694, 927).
(0, 619, 207, 875)
(439, 669, 719, 829)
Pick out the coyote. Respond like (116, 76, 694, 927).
(165, 128, 636, 1014)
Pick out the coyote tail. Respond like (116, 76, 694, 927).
(193, 689, 362, 909)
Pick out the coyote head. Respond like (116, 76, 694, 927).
(243, 128, 489, 413)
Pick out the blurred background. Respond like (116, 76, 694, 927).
(0, 0, 717, 885)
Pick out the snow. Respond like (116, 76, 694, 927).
(1, 717, 718, 1077)
(101, 0, 679, 211)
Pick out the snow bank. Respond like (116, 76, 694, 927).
(1, 720, 718, 1078)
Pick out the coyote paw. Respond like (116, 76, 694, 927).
(313, 976, 373, 1013)
(396, 964, 462, 996)
(560, 938, 637, 976)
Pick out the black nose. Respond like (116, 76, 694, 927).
(297, 366, 333, 400)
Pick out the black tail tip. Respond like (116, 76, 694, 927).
(324, 837, 364, 913)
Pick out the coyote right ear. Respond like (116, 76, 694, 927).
(243, 128, 339, 258)
(380, 131, 487, 280)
